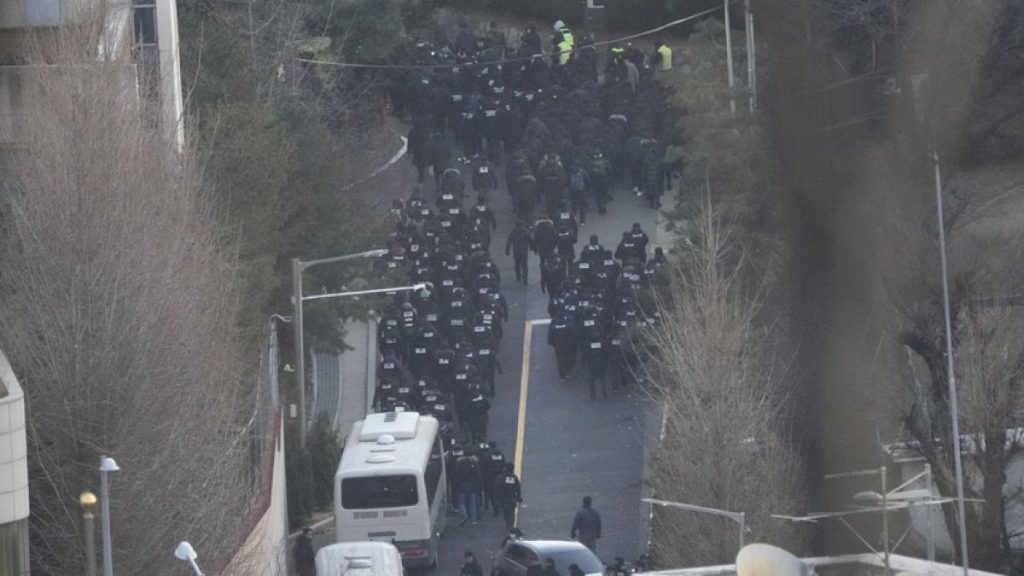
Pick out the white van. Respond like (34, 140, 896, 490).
(334, 412, 447, 569)
(315, 541, 404, 576)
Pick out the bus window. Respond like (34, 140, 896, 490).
(342, 475, 418, 509)
(425, 436, 443, 506)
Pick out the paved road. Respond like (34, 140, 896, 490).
(310, 159, 668, 573)
(428, 168, 664, 574)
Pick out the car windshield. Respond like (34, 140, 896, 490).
(341, 475, 418, 509)
(542, 548, 604, 574)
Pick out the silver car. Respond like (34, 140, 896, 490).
(491, 540, 605, 576)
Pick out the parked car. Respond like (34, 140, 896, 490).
(491, 540, 604, 576)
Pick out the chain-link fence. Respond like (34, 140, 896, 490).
(246, 318, 283, 504)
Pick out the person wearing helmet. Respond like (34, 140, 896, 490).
(493, 462, 523, 531)
(552, 20, 574, 67)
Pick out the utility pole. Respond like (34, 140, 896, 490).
(724, 0, 736, 114)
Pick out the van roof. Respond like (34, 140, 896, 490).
(315, 542, 403, 576)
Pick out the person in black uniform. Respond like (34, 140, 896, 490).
(581, 331, 609, 400)
(614, 230, 640, 263)
(493, 462, 523, 531)
(506, 220, 532, 284)
(629, 222, 650, 262)
(548, 310, 578, 382)
(531, 215, 557, 278)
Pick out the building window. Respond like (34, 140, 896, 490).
(132, 0, 161, 117)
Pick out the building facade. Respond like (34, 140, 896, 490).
(0, 350, 29, 576)
(0, 0, 184, 150)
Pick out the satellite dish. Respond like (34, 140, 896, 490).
(736, 544, 809, 576)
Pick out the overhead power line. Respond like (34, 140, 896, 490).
(295, 6, 723, 71)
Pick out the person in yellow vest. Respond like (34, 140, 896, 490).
(552, 20, 575, 66)
(651, 39, 673, 71)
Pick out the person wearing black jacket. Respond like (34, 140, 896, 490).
(531, 215, 557, 277)
(294, 527, 315, 576)
(455, 451, 483, 524)
(460, 551, 484, 576)
(505, 220, 532, 284)
(629, 222, 650, 262)
(493, 462, 523, 531)
(548, 311, 578, 382)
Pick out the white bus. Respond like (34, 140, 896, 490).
(334, 411, 447, 569)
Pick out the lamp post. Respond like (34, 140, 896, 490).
(744, 0, 756, 112)
(80, 491, 98, 576)
(643, 497, 746, 553)
(933, 151, 970, 576)
(292, 248, 388, 448)
(174, 541, 204, 575)
(99, 456, 119, 576)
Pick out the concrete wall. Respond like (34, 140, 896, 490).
(224, 413, 289, 576)
(0, 0, 68, 29)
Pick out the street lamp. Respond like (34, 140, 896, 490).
(643, 497, 746, 553)
(174, 541, 204, 575)
(99, 456, 119, 576)
(933, 151, 971, 576)
(80, 491, 98, 576)
(292, 248, 388, 448)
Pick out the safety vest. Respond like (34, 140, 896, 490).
(560, 28, 574, 48)
(558, 39, 573, 65)
(657, 44, 673, 70)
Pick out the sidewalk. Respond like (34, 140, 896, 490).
(335, 320, 374, 441)
(310, 319, 374, 441)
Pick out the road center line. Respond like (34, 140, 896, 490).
(514, 318, 552, 480)
(514, 321, 535, 479)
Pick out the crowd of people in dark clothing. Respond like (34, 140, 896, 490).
(363, 16, 676, 574)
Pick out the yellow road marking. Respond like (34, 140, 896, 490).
(514, 321, 534, 478)
(514, 319, 550, 527)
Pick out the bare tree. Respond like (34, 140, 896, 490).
(0, 13, 252, 575)
(641, 204, 806, 568)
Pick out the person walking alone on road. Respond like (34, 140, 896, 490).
(570, 496, 602, 552)
(494, 462, 523, 531)
(461, 550, 484, 576)
(506, 220, 532, 284)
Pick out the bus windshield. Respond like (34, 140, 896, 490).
(342, 475, 419, 509)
